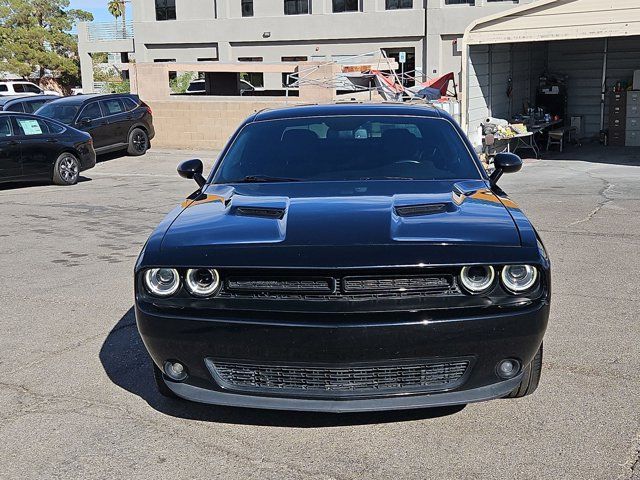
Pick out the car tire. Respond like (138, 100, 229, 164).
(127, 128, 149, 156)
(153, 363, 179, 399)
(505, 343, 543, 398)
(52, 153, 80, 186)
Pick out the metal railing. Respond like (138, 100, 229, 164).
(86, 22, 133, 42)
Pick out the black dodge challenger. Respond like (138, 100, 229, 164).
(135, 103, 550, 412)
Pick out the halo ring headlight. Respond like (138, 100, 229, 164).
(144, 268, 180, 297)
(501, 265, 538, 293)
(185, 268, 220, 297)
(460, 265, 495, 294)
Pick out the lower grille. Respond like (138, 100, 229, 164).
(207, 359, 470, 397)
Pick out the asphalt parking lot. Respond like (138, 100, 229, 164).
(1, 146, 639, 480)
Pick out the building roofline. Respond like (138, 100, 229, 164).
(463, 0, 562, 46)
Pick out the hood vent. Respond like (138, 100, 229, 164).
(235, 206, 286, 220)
(395, 203, 448, 217)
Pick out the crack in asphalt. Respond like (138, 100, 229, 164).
(568, 172, 617, 226)
(0, 379, 344, 480)
(623, 435, 640, 480)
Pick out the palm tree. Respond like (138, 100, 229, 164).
(107, 0, 126, 36)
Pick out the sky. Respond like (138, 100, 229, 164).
(69, 0, 132, 23)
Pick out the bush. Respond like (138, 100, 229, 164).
(170, 72, 197, 94)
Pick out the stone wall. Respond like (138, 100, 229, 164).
(148, 98, 296, 150)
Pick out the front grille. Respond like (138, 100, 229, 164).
(222, 273, 458, 299)
(207, 359, 470, 397)
(226, 278, 334, 294)
(343, 276, 451, 293)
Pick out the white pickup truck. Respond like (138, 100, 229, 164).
(0, 81, 61, 96)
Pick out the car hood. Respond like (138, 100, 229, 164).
(160, 180, 522, 256)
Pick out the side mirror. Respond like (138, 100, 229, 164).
(490, 152, 522, 186)
(79, 117, 92, 126)
(178, 159, 206, 188)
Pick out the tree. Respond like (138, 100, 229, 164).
(107, 0, 126, 31)
(0, 0, 93, 79)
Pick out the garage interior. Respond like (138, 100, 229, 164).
(462, 0, 640, 156)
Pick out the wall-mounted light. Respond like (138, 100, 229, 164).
(263, 32, 271, 38)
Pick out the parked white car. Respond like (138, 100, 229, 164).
(0, 81, 61, 96)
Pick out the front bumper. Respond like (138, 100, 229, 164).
(136, 302, 549, 412)
(79, 145, 96, 171)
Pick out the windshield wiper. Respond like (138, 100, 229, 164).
(234, 175, 302, 183)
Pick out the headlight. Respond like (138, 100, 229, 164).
(460, 265, 495, 294)
(501, 265, 538, 293)
(185, 268, 220, 297)
(144, 268, 180, 297)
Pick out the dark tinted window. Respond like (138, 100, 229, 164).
(37, 103, 81, 124)
(0, 116, 12, 137)
(0, 85, 7, 92)
(242, 0, 253, 16)
(155, 0, 176, 20)
(214, 116, 480, 183)
(333, 0, 359, 12)
(23, 100, 49, 114)
(24, 84, 42, 94)
(284, 0, 309, 15)
(100, 99, 125, 116)
(6, 102, 25, 113)
(122, 97, 138, 111)
(45, 121, 65, 134)
(13, 83, 41, 94)
(386, 0, 412, 8)
(79, 102, 102, 121)
(15, 116, 49, 136)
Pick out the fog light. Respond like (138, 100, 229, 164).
(497, 359, 521, 379)
(164, 361, 188, 381)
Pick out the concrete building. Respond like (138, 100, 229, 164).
(79, 0, 535, 94)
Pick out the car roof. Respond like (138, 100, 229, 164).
(0, 94, 58, 104)
(45, 93, 137, 106)
(0, 111, 44, 118)
(252, 102, 445, 122)
(0, 95, 28, 106)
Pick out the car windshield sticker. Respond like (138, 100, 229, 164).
(18, 119, 43, 135)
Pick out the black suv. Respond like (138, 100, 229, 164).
(36, 94, 155, 156)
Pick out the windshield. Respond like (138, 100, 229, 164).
(36, 103, 80, 125)
(213, 115, 482, 183)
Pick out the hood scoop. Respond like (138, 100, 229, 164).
(395, 203, 449, 217)
(235, 206, 286, 220)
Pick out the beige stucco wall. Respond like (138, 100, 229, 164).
(148, 98, 298, 150)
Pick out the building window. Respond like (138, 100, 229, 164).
(283, 73, 298, 88)
(241, 0, 254, 17)
(155, 0, 176, 20)
(385, 0, 412, 9)
(282, 56, 308, 62)
(238, 57, 263, 62)
(333, 0, 359, 13)
(241, 73, 264, 88)
(153, 58, 176, 63)
(284, 0, 310, 15)
(444, 0, 475, 4)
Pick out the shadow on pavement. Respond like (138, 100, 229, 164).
(100, 307, 466, 427)
(537, 143, 640, 166)
(97, 150, 130, 163)
(0, 176, 92, 191)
